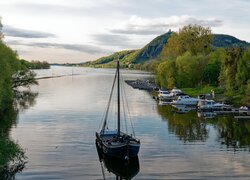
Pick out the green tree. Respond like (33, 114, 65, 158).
(175, 52, 208, 87)
(0, 17, 3, 40)
(202, 48, 225, 86)
(156, 60, 176, 89)
(161, 24, 212, 59)
(12, 70, 38, 89)
(0, 42, 20, 112)
(0, 20, 38, 113)
(235, 48, 250, 92)
(219, 47, 244, 96)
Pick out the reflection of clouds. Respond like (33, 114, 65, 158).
(139, 141, 250, 178)
(10, 68, 250, 179)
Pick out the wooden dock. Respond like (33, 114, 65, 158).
(234, 116, 250, 120)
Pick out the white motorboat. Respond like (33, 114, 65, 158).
(159, 88, 183, 101)
(198, 99, 231, 110)
(158, 89, 170, 100)
(172, 95, 199, 106)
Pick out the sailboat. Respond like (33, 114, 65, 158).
(95, 60, 140, 159)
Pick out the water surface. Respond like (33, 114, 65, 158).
(10, 66, 250, 179)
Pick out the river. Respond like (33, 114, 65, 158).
(8, 66, 250, 179)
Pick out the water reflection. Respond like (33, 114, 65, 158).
(157, 105, 209, 143)
(215, 117, 250, 151)
(171, 104, 196, 114)
(156, 104, 250, 151)
(0, 90, 38, 179)
(96, 143, 140, 179)
(197, 111, 217, 119)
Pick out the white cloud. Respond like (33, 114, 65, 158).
(0, 0, 249, 63)
(110, 15, 223, 35)
(91, 34, 139, 49)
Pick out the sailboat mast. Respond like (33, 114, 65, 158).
(117, 60, 120, 135)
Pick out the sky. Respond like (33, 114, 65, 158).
(0, 0, 249, 63)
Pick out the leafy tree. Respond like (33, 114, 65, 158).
(0, 42, 20, 112)
(201, 48, 225, 85)
(156, 60, 176, 88)
(161, 24, 212, 59)
(0, 17, 3, 40)
(0, 20, 38, 113)
(175, 52, 208, 87)
(12, 70, 38, 89)
(219, 47, 244, 96)
(235, 48, 250, 91)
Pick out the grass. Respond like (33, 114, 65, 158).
(181, 86, 221, 97)
(181, 86, 248, 107)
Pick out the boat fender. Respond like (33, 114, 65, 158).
(125, 156, 129, 162)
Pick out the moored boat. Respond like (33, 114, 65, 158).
(96, 60, 140, 159)
(158, 89, 170, 101)
(198, 99, 231, 111)
(158, 88, 183, 101)
(172, 95, 199, 106)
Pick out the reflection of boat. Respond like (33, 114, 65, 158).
(172, 105, 196, 113)
(172, 95, 199, 106)
(198, 99, 231, 111)
(158, 100, 172, 106)
(197, 111, 217, 119)
(96, 143, 140, 179)
(96, 61, 140, 159)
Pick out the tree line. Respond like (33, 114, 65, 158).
(20, 59, 50, 69)
(147, 24, 249, 106)
(0, 20, 38, 114)
(0, 19, 39, 177)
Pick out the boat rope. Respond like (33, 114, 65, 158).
(120, 74, 136, 137)
(121, 85, 128, 134)
(100, 69, 118, 132)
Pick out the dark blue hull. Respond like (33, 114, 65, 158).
(96, 132, 140, 158)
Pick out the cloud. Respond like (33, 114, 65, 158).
(110, 15, 223, 35)
(5, 40, 109, 54)
(3, 25, 56, 38)
(91, 34, 138, 48)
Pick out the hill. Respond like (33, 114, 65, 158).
(212, 34, 250, 47)
(85, 32, 249, 68)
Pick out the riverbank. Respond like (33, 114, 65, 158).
(125, 78, 248, 107)
(182, 86, 249, 107)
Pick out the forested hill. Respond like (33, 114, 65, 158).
(132, 31, 172, 64)
(85, 32, 249, 67)
(212, 34, 250, 47)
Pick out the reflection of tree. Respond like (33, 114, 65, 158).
(215, 117, 250, 150)
(157, 105, 209, 143)
(156, 104, 250, 151)
(0, 90, 38, 179)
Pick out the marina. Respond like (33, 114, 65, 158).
(126, 79, 250, 120)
